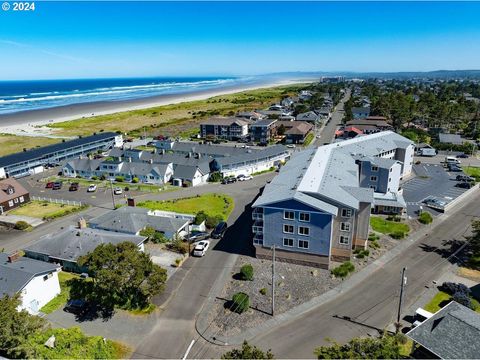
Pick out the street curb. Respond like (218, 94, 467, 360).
(194, 188, 479, 346)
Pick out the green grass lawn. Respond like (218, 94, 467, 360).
(40, 272, 80, 314)
(10, 201, 86, 220)
(138, 193, 234, 220)
(370, 216, 410, 235)
(424, 290, 480, 313)
(0, 134, 60, 157)
(463, 166, 480, 180)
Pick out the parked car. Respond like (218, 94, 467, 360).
(456, 153, 469, 158)
(87, 184, 97, 192)
(69, 182, 79, 191)
(193, 240, 210, 257)
(448, 164, 462, 172)
(456, 182, 473, 189)
(64, 299, 89, 314)
(113, 187, 123, 195)
(286, 144, 296, 149)
(52, 182, 63, 190)
(222, 177, 237, 184)
(45, 182, 54, 189)
(237, 174, 253, 181)
(211, 221, 227, 239)
(423, 198, 447, 208)
(186, 231, 211, 242)
(456, 174, 474, 182)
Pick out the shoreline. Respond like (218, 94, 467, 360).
(0, 78, 313, 137)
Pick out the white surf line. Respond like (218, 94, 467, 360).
(182, 339, 196, 360)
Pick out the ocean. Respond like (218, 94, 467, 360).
(0, 76, 257, 115)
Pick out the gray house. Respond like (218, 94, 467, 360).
(252, 131, 414, 268)
(89, 206, 190, 239)
(352, 107, 371, 119)
(24, 226, 147, 273)
(296, 111, 320, 123)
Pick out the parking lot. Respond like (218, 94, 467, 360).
(402, 163, 471, 216)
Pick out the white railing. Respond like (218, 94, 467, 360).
(32, 196, 82, 207)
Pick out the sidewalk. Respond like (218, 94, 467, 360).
(195, 187, 478, 346)
(0, 214, 44, 228)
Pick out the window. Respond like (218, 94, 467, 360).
(298, 226, 310, 236)
(283, 210, 295, 220)
(370, 176, 377, 181)
(370, 185, 376, 190)
(389, 177, 392, 182)
(14, 198, 18, 204)
(371, 165, 379, 172)
(341, 208, 352, 217)
(283, 224, 294, 234)
(298, 240, 309, 249)
(340, 222, 351, 231)
(283, 238, 294, 247)
(339, 235, 350, 245)
(19, 196, 24, 203)
(8, 200, 13, 207)
(299, 212, 310, 222)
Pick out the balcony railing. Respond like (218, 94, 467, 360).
(252, 212, 263, 220)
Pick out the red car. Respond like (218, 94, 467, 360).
(45, 182, 54, 189)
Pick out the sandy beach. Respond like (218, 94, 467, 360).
(0, 78, 313, 137)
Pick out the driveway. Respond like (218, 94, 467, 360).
(402, 163, 470, 216)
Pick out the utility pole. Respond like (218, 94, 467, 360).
(396, 267, 407, 333)
(272, 245, 276, 316)
(110, 179, 116, 209)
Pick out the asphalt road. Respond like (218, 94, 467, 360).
(208, 191, 480, 359)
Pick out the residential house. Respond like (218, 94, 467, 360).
(250, 119, 278, 144)
(296, 111, 320, 123)
(281, 97, 295, 108)
(0, 132, 123, 178)
(406, 301, 480, 359)
(251, 131, 414, 268)
(236, 111, 266, 121)
(0, 252, 60, 314)
(0, 178, 30, 214)
(298, 90, 313, 101)
(89, 206, 190, 239)
(346, 116, 394, 134)
(352, 107, 371, 119)
(438, 133, 465, 145)
(335, 126, 363, 139)
(316, 107, 331, 120)
(200, 117, 252, 140)
(276, 121, 314, 144)
(24, 225, 147, 273)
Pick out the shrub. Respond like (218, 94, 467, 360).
(168, 238, 189, 255)
(354, 249, 370, 259)
(259, 288, 267, 296)
(452, 291, 474, 309)
(132, 177, 139, 183)
(439, 282, 471, 296)
(206, 215, 223, 229)
(240, 264, 254, 281)
(208, 171, 222, 182)
(418, 211, 433, 224)
(14, 221, 30, 230)
(390, 231, 406, 239)
(368, 232, 380, 241)
(91, 176, 99, 180)
(194, 210, 207, 225)
(115, 176, 125, 182)
(231, 292, 250, 314)
(369, 240, 380, 249)
(331, 261, 355, 278)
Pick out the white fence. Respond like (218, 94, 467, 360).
(32, 196, 83, 207)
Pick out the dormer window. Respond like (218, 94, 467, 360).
(6, 186, 14, 195)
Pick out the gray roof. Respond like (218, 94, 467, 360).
(24, 226, 147, 262)
(65, 158, 103, 172)
(250, 119, 278, 127)
(407, 301, 480, 359)
(0, 253, 60, 297)
(173, 164, 204, 181)
(254, 131, 412, 211)
(438, 133, 464, 145)
(352, 107, 371, 114)
(296, 111, 320, 122)
(89, 207, 189, 235)
(215, 145, 288, 167)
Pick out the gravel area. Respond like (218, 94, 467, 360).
(207, 219, 423, 336)
(145, 242, 186, 279)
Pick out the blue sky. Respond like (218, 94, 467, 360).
(1, 1, 479, 80)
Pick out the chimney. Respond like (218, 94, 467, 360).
(7, 252, 20, 263)
(78, 218, 87, 229)
(127, 198, 136, 207)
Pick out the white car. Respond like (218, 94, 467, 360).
(237, 174, 253, 181)
(87, 184, 97, 192)
(113, 187, 123, 195)
(193, 240, 210, 257)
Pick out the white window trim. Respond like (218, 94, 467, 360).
(283, 237, 294, 247)
(283, 224, 294, 234)
(340, 222, 351, 232)
(298, 239, 309, 249)
(339, 235, 350, 245)
(298, 226, 310, 236)
(342, 208, 352, 217)
(283, 210, 295, 220)
(299, 212, 310, 222)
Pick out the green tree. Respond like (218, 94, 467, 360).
(314, 334, 403, 359)
(78, 242, 167, 310)
(0, 295, 47, 358)
(222, 340, 274, 359)
(277, 124, 286, 136)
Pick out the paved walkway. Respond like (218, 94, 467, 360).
(195, 185, 477, 346)
(0, 214, 44, 227)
